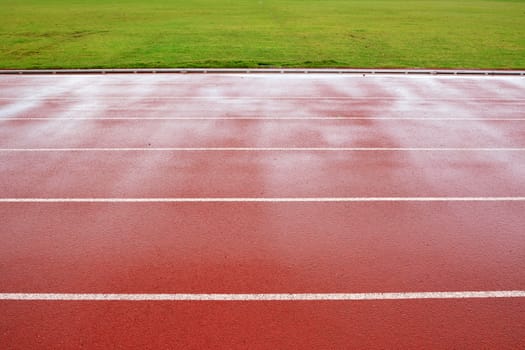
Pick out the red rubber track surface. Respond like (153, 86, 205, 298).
(1, 73, 524, 349)
(2, 300, 524, 349)
(2, 151, 525, 198)
(2, 202, 524, 293)
(1, 119, 525, 148)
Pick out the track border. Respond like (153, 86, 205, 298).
(1, 68, 524, 76)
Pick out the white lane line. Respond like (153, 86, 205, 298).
(1, 291, 524, 301)
(1, 96, 524, 101)
(3, 117, 525, 121)
(1, 197, 525, 203)
(1, 148, 525, 152)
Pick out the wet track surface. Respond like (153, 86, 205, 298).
(0, 73, 524, 348)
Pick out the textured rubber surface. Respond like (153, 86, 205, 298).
(1, 73, 524, 349)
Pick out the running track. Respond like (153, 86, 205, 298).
(1, 72, 524, 348)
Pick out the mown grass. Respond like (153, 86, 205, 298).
(1, 0, 524, 69)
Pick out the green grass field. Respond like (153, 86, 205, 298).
(1, 0, 524, 69)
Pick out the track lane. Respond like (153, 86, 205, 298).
(1, 150, 524, 198)
(2, 202, 524, 293)
(1, 119, 525, 148)
(1, 74, 524, 119)
(1, 299, 524, 349)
